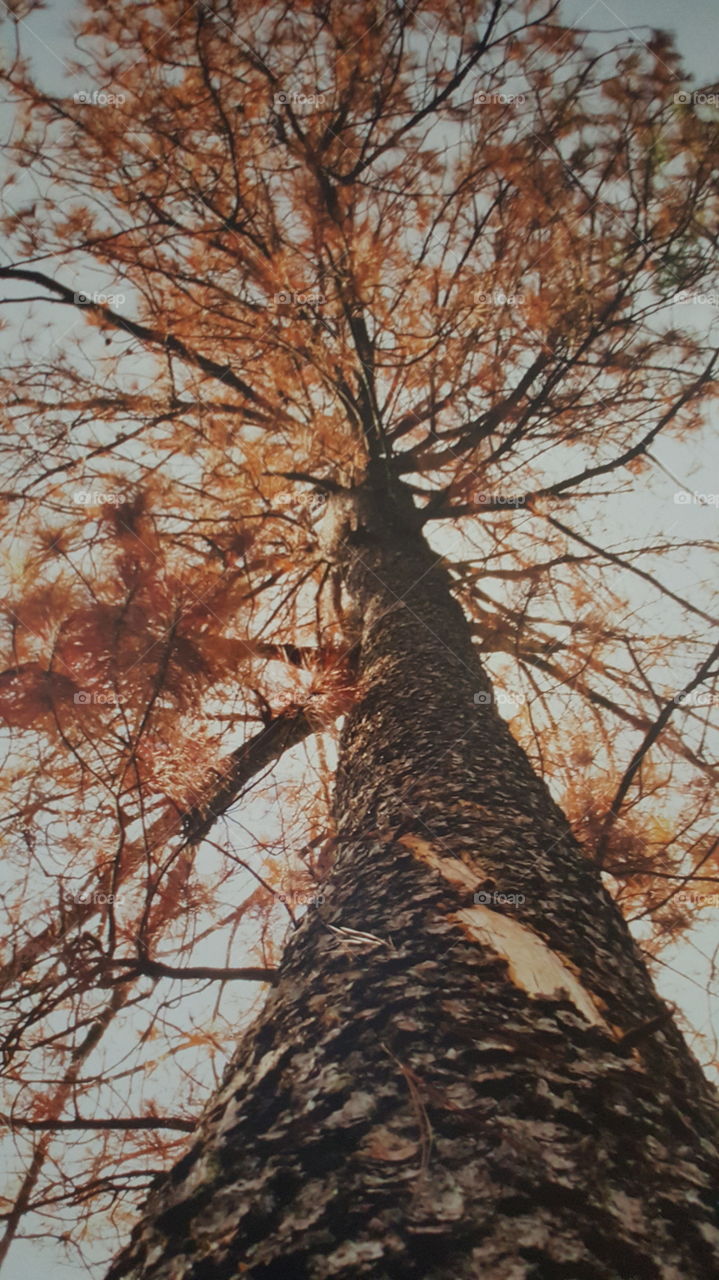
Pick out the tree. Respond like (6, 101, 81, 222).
(0, 0, 718, 1275)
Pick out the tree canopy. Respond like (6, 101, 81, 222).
(0, 0, 717, 1271)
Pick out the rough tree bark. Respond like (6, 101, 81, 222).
(107, 476, 719, 1280)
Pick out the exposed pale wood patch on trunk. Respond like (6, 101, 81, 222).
(398, 833, 479, 891)
(399, 834, 611, 1032)
(451, 905, 610, 1031)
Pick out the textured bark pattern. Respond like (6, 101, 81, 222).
(107, 483, 719, 1280)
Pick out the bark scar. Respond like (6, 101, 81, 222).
(399, 834, 611, 1033)
(451, 905, 610, 1031)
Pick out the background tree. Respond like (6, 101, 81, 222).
(0, 0, 718, 1274)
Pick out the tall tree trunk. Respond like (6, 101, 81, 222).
(107, 480, 719, 1280)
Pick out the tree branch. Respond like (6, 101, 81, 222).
(107, 957, 278, 985)
(4, 1115, 196, 1133)
(0, 265, 281, 424)
(0, 704, 315, 993)
(595, 640, 719, 865)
